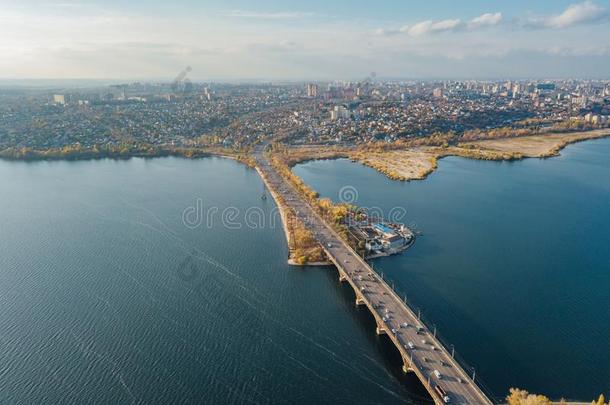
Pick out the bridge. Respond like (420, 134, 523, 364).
(255, 148, 495, 405)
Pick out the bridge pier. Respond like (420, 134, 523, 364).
(254, 151, 495, 405)
(402, 357, 414, 373)
(402, 364, 414, 373)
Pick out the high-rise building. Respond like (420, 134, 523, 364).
(306, 83, 318, 98)
(53, 94, 65, 105)
(330, 105, 350, 121)
(432, 88, 444, 99)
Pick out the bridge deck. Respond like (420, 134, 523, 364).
(255, 152, 494, 405)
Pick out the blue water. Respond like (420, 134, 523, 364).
(294, 138, 610, 401)
(0, 157, 433, 404)
(1, 138, 609, 404)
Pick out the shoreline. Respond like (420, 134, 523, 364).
(256, 164, 331, 266)
(350, 129, 610, 182)
(277, 129, 610, 184)
(0, 146, 257, 167)
(257, 157, 416, 266)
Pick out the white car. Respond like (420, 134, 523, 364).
(434, 369, 442, 379)
(407, 341, 415, 349)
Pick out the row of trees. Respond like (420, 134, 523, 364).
(0, 142, 255, 164)
(507, 388, 609, 405)
(459, 119, 599, 142)
(341, 118, 603, 151)
(269, 148, 359, 264)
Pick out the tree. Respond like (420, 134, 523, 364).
(507, 389, 609, 405)
(506, 388, 552, 405)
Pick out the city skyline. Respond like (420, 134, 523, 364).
(2, 0, 610, 80)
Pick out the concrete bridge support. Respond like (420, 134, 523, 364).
(402, 356, 414, 373)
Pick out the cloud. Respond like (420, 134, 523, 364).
(376, 12, 502, 37)
(375, 26, 409, 36)
(522, 1, 608, 29)
(408, 19, 462, 36)
(247, 40, 302, 53)
(224, 10, 314, 19)
(468, 12, 503, 29)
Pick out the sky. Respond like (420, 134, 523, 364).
(1, 0, 610, 81)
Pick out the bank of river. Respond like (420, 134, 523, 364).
(293, 137, 610, 401)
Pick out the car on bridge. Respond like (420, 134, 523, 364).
(434, 385, 450, 403)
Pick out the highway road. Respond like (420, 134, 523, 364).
(254, 148, 494, 405)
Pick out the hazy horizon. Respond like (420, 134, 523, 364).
(1, 75, 609, 90)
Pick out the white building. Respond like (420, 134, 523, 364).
(306, 83, 318, 98)
(330, 105, 350, 121)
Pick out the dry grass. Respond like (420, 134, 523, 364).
(351, 149, 438, 181)
(271, 128, 610, 184)
(349, 129, 610, 181)
(459, 129, 610, 158)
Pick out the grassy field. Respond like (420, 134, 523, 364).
(350, 129, 610, 181)
(459, 128, 610, 158)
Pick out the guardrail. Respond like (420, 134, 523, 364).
(305, 197, 496, 404)
(375, 269, 501, 404)
(258, 153, 498, 404)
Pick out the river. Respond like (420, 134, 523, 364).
(293, 138, 610, 401)
(0, 156, 427, 404)
(0, 138, 608, 404)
